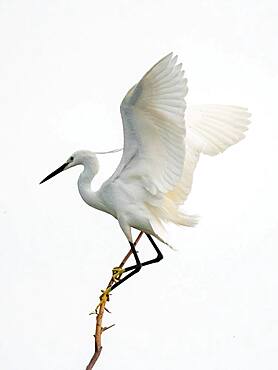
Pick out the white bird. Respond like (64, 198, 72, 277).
(40, 53, 250, 292)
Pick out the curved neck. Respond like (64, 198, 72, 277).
(77, 161, 103, 210)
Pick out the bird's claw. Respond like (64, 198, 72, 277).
(94, 287, 112, 314)
(112, 267, 125, 282)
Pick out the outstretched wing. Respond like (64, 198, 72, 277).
(166, 105, 251, 205)
(110, 53, 188, 195)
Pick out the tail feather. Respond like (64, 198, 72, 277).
(147, 197, 199, 229)
(176, 212, 199, 227)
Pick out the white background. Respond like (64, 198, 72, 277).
(0, 1, 277, 369)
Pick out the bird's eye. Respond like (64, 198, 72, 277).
(70, 156, 74, 161)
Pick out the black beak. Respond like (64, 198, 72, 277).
(39, 162, 68, 184)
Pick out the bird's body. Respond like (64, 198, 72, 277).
(41, 52, 250, 252)
(74, 150, 166, 243)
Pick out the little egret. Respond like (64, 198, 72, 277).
(40, 53, 250, 295)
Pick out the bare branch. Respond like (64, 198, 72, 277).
(86, 231, 143, 370)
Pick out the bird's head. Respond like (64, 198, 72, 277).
(39, 149, 122, 184)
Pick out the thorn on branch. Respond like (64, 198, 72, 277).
(102, 324, 116, 333)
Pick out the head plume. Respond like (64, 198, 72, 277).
(93, 148, 122, 155)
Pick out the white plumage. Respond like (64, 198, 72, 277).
(40, 53, 250, 247)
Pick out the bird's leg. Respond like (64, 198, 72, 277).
(141, 234, 163, 267)
(94, 235, 161, 312)
(110, 241, 142, 291)
(111, 234, 163, 281)
(124, 234, 163, 272)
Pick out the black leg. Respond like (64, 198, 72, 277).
(124, 234, 163, 272)
(110, 241, 142, 291)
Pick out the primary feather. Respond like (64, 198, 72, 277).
(112, 52, 187, 195)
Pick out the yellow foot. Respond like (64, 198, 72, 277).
(112, 267, 125, 283)
(94, 287, 111, 314)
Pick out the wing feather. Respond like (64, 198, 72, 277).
(166, 105, 251, 205)
(110, 53, 188, 195)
